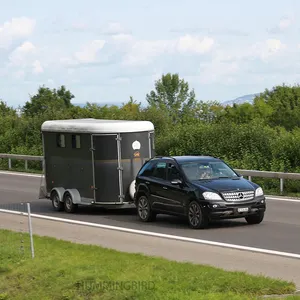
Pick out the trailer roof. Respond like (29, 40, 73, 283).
(41, 118, 154, 133)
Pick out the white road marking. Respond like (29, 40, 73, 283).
(1, 208, 300, 260)
(0, 171, 42, 178)
(266, 196, 300, 203)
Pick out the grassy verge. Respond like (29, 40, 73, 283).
(0, 229, 299, 300)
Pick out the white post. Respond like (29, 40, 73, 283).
(280, 178, 284, 195)
(27, 203, 35, 258)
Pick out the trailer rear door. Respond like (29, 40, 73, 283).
(92, 134, 122, 203)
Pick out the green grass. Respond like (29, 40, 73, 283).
(0, 229, 299, 300)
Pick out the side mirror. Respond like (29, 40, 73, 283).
(171, 179, 182, 185)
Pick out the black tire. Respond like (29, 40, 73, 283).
(245, 211, 264, 225)
(63, 192, 78, 213)
(50, 191, 64, 211)
(137, 195, 156, 222)
(187, 200, 209, 229)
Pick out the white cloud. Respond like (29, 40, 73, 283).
(122, 39, 171, 66)
(0, 17, 36, 48)
(32, 60, 43, 74)
(122, 35, 215, 66)
(279, 17, 292, 30)
(111, 33, 134, 44)
(13, 70, 25, 79)
(213, 38, 287, 64)
(198, 60, 239, 84)
(252, 39, 287, 61)
(103, 22, 128, 35)
(8, 41, 37, 66)
(268, 15, 294, 33)
(176, 35, 214, 54)
(74, 39, 106, 63)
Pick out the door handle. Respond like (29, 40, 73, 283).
(146, 181, 150, 184)
(163, 186, 168, 190)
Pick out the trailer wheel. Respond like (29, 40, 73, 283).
(50, 191, 64, 211)
(63, 192, 78, 213)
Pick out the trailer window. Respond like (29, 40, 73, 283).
(72, 134, 81, 149)
(56, 134, 65, 148)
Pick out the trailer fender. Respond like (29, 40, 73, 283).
(64, 189, 81, 204)
(129, 180, 136, 200)
(50, 187, 66, 202)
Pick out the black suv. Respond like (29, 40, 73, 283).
(134, 155, 266, 229)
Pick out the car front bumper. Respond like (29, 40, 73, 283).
(204, 197, 266, 220)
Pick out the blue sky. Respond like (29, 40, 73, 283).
(1, 0, 300, 107)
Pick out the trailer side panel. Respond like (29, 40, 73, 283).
(43, 132, 94, 199)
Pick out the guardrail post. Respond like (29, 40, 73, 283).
(25, 160, 28, 171)
(248, 176, 252, 181)
(280, 178, 284, 195)
(8, 158, 11, 170)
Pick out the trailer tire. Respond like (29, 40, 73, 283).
(50, 190, 64, 211)
(63, 192, 78, 213)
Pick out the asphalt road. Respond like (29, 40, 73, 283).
(1, 172, 300, 255)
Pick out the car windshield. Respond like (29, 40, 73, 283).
(179, 160, 239, 181)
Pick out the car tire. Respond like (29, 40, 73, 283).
(137, 195, 156, 222)
(187, 200, 209, 229)
(245, 211, 264, 225)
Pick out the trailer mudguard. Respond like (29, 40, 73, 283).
(64, 189, 81, 204)
(50, 187, 66, 202)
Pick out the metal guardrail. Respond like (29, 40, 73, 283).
(0, 153, 43, 171)
(0, 153, 299, 194)
(235, 169, 300, 194)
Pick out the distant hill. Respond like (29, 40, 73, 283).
(72, 94, 261, 109)
(222, 93, 259, 106)
(72, 102, 122, 107)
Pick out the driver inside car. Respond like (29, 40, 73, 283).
(197, 164, 213, 179)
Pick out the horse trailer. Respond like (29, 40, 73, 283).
(38, 118, 155, 212)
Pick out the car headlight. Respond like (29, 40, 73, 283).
(255, 187, 264, 197)
(203, 192, 222, 201)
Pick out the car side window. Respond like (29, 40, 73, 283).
(138, 161, 156, 177)
(167, 163, 182, 181)
(152, 161, 167, 180)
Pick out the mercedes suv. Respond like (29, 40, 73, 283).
(134, 155, 266, 229)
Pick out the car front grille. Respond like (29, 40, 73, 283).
(221, 190, 254, 202)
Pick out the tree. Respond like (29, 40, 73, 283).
(253, 84, 300, 130)
(0, 100, 16, 117)
(146, 73, 197, 123)
(22, 85, 75, 117)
